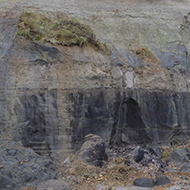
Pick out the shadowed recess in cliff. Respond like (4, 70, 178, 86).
(110, 98, 151, 146)
(13, 91, 58, 155)
(65, 89, 190, 150)
(66, 90, 152, 150)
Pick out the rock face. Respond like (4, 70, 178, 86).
(1, 0, 190, 157)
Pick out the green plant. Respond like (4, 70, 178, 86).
(17, 11, 111, 55)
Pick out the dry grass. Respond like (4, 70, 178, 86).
(17, 11, 111, 55)
(135, 47, 159, 63)
(132, 46, 162, 73)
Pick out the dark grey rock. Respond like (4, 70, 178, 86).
(110, 57, 126, 67)
(186, 153, 190, 159)
(6, 149, 17, 156)
(125, 160, 130, 166)
(155, 176, 170, 186)
(0, 175, 14, 189)
(148, 145, 162, 157)
(159, 160, 167, 169)
(13, 91, 58, 156)
(169, 147, 189, 165)
(134, 178, 154, 187)
(179, 163, 190, 173)
(134, 146, 144, 163)
(12, 88, 190, 154)
(34, 179, 70, 190)
(0, 139, 58, 190)
(77, 134, 108, 167)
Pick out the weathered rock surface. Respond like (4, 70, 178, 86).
(1, 1, 190, 189)
(0, 138, 58, 190)
(77, 134, 108, 167)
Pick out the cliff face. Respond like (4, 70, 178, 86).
(1, 0, 190, 155)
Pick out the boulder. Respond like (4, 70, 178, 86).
(134, 146, 144, 163)
(134, 178, 154, 188)
(155, 176, 170, 186)
(169, 148, 189, 165)
(77, 134, 108, 167)
(34, 179, 70, 190)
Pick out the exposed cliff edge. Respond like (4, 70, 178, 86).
(1, 0, 190, 155)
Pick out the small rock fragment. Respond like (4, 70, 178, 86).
(155, 176, 170, 186)
(134, 178, 154, 187)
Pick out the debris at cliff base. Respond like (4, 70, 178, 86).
(53, 141, 190, 190)
(17, 11, 111, 55)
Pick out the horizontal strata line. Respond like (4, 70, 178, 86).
(2, 88, 190, 92)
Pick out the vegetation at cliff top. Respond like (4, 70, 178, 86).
(17, 11, 111, 55)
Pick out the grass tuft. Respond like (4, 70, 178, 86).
(135, 47, 159, 63)
(17, 11, 111, 55)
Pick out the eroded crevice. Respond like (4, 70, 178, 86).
(110, 98, 151, 146)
